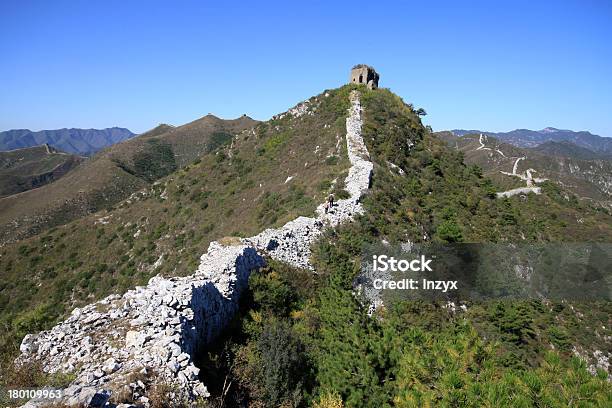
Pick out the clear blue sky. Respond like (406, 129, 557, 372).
(1, 0, 611, 136)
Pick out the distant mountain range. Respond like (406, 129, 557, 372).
(451, 127, 612, 156)
(0, 127, 135, 155)
(531, 140, 612, 161)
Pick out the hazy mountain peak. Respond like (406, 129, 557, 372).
(0, 127, 135, 155)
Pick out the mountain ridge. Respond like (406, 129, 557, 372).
(451, 127, 612, 154)
(531, 140, 612, 160)
(14, 90, 373, 405)
(438, 131, 612, 207)
(0, 127, 135, 155)
(0, 114, 259, 244)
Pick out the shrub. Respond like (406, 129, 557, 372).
(249, 269, 297, 316)
(314, 392, 344, 408)
(325, 155, 339, 165)
(436, 219, 463, 242)
(257, 319, 309, 407)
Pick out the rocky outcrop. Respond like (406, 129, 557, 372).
(573, 346, 612, 380)
(17, 90, 373, 407)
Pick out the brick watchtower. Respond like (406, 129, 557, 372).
(349, 64, 379, 89)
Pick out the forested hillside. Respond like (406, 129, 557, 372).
(439, 131, 612, 210)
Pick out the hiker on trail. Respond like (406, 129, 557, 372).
(328, 193, 334, 208)
(324, 201, 329, 214)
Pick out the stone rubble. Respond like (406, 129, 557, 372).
(17, 90, 372, 407)
(272, 98, 315, 121)
(573, 346, 611, 380)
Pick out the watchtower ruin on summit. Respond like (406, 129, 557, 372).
(350, 64, 379, 89)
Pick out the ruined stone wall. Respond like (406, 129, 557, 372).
(17, 90, 373, 408)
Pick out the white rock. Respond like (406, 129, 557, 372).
(193, 382, 210, 397)
(102, 358, 120, 374)
(125, 331, 149, 348)
(19, 334, 36, 353)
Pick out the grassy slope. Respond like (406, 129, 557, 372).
(0, 86, 353, 369)
(0, 116, 257, 244)
(0, 145, 83, 198)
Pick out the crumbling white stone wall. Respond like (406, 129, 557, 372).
(496, 186, 542, 198)
(245, 91, 373, 269)
(18, 243, 265, 407)
(17, 90, 373, 407)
